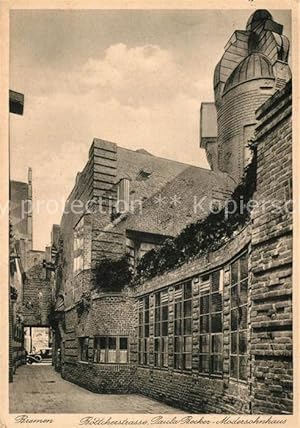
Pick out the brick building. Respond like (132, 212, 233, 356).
(9, 168, 53, 380)
(51, 10, 292, 413)
(8, 90, 26, 382)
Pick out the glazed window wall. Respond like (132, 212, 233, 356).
(136, 250, 249, 380)
(154, 289, 169, 368)
(173, 281, 192, 371)
(199, 270, 223, 376)
(93, 336, 128, 364)
(230, 252, 249, 382)
(138, 296, 150, 365)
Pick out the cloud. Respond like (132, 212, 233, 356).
(65, 43, 201, 107)
(10, 43, 210, 249)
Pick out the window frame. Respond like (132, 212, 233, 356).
(138, 296, 150, 366)
(199, 270, 224, 378)
(93, 336, 129, 364)
(154, 289, 169, 369)
(173, 281, 192, 372)
(229, 251, 249, 383)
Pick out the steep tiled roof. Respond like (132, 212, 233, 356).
(114, 165, 235, 237)
(115, 147, 190, 203)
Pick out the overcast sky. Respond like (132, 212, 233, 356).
(9, 9, 291, 249)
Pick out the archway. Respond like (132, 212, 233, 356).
(24, 326, 52, 364)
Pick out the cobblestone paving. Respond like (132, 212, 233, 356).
(9, 365, 186, 414)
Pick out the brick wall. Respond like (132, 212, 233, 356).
(250, 80, 292, 414)
(91, 218, 126, 269)
(62, 291, 136, 393)
(22, 263, 53, 326)
(218, 79, 276, 182)
(60, 139, 118, 308)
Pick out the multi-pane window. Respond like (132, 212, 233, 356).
(74, 217, 84, 273)
(173, 281, 192, 370)
(126, 238, 158, 267)
(138, 296, 150, 365)
(230, 252, 249, 382)
(93, 336, 129, 364)
(199, 270, 223, 376)
(154, 289, 169, 368)
(79, 337, 89, 361)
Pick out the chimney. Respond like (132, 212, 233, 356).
(117, 178, 130, 213)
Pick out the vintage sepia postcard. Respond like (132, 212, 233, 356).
(0, 0, 299, 427)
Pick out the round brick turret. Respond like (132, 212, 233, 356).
(213, 9, 291, 182)
(217, 53, 276, 181)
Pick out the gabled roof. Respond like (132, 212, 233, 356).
(115, 147, 194, 203)
(114, 165, 235, 237)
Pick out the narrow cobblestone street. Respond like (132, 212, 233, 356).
(9, 365, 186, 414)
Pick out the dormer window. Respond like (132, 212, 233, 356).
(136, 167, 152, 181)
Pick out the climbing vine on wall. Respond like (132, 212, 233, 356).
(94, 254, 133, 292)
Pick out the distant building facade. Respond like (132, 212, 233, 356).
(9, 169, 54, 380)
(50, 10, 292, 414)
